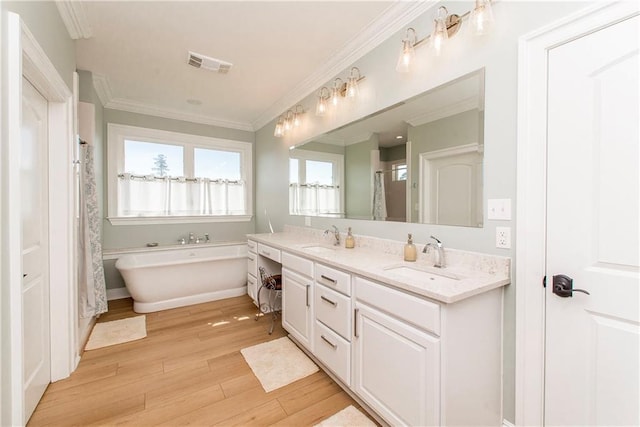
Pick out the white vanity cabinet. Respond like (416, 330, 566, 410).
(248, 232, 506, 427)
(353, 277, 440, 426)
(353, 276, 503, 427)
(281, 252, 314, 350)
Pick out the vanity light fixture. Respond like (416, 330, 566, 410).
(274, 106, 305, 138)
(314, 69, 366, 116)
(396, 28, 417, 73)
(395, 1, 494, 72)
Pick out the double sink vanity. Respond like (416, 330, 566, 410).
(247, 226, 510, 426)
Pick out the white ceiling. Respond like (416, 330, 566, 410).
(70, 1, 432, 132)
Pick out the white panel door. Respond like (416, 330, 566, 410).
(545, 15, 639, 426)
(353, 303, 440, 426)
(282, 268, 313, 350)
(423, 151, 482, 226)
(21, 77, 51, 422)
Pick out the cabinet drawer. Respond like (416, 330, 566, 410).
(247, 239, 257, 252)
(315, 264, 351, 296)
(258, 243, 281, 263)
(282, 251, 313, 278)
(315, 284, 351, 341)
(247, 252, 257, 277)
(247, 273, 257, 301)
(354, 276, 440, 336)
(314, 320, 351, 386)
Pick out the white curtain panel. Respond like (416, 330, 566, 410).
(118, 176, 246, 216)
(289, 183, 340, 216)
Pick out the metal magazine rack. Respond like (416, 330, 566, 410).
(255, 266, 282, 334)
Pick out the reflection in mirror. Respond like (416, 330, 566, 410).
(289, 69, 484, 227)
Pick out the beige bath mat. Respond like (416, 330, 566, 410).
(85, 315, 147, 350)
(240, 337, 318, 392)
(314, 405, 377, 427)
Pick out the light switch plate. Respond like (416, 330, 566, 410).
(488, 198, 512, 220)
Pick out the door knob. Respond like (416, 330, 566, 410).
(552, 274, 590, 298)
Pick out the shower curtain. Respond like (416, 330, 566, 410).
(79, 143, 108, 318)
(372, 172, 387, 221)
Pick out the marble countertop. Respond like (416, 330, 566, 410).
(247, 227, 510, 304)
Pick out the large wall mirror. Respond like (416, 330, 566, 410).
(289, 68, 485, 227)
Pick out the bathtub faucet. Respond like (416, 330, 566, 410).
(195, 234, 211, 244)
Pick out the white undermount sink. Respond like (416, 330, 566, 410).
(301, 245, 338, 255)
(383, 264, 461, 283)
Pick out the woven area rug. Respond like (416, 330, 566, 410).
(241, 337, 318, 392)
(85, 315, 147, 351)
(314, 405, 376, 427)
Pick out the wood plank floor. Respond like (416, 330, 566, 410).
(29, 296, 375, 426)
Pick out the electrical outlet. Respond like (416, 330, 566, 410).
(496, 226, 511, 249)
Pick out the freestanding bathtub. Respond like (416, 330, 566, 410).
(115, 242, 248, 313)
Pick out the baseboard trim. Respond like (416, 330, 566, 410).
(106, 287, 130, 301)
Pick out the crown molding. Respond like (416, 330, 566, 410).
(92, 73, 113, 106)
(92, 73, 253, 131)
(251, 0, 438, 131)
(406, 96, 480, 127)
(105, 98, 254, 132)
(55, 0, 93, 39)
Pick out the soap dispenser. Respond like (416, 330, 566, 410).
(345, 227, 355, 249)
(404, 233, 417, 262)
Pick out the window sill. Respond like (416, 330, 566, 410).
(107, 215, 253, 226)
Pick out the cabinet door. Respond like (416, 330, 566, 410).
(282, 268, 313, 350)
(353, 303, 440, 426)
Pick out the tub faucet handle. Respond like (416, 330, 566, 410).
(204, 233, 210, 242)
(188, 232, 196, 243)
(178, 237, 186, 245)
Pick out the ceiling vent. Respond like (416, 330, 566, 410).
(187, 51, 232, 74)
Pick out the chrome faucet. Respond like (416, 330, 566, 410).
(423, 235, 445, 268)
(324, 225, 341, 246)
(188, 232, 196, 244)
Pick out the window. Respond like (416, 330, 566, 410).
(289, 149, 344, 216)
(107, 124, 252, 224)
(392, 162, 407, 181)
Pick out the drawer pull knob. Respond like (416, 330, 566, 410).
(321, 335, 337, 349)
(320, 295, 337, 306)
(320, 274, 337, 284)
